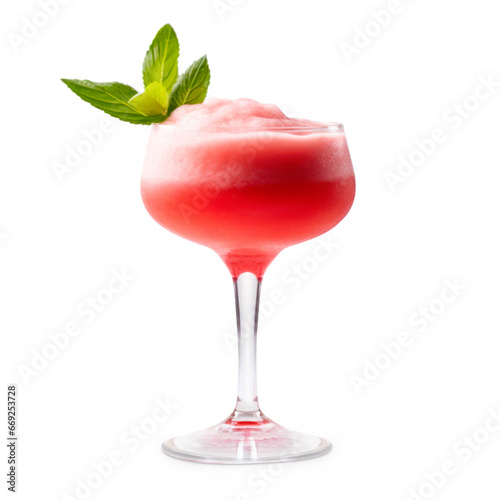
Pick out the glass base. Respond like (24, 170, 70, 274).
(162, 409, 332, 464)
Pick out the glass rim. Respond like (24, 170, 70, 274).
(153, 121, 344, 133)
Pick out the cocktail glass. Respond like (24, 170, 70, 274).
(141, 121, 355, 463)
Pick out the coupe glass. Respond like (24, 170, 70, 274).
(141, 120, 355, 463)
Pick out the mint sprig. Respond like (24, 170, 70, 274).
(61, 24, 210, 125)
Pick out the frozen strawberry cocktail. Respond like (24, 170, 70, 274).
(63, 22, 358, 464)
(141, 98, 355, 277)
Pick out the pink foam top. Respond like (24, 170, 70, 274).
(165, 98, 328, 129)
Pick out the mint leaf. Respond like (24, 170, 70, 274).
(128, 82, 168, 116)
(168, 55, 210, 116)
(61, 79, 166, 124)
(142, 24, 179, 93)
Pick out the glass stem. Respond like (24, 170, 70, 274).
(234, 272, 261, 415)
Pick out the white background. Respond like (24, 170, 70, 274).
(1, 0, 500, 499)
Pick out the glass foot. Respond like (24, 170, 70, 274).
(162, 409, 332, 464)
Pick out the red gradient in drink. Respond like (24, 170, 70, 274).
(141, 99, 355, 277)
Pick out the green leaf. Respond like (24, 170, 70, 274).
(168, 55, 210, 116)
(128, 82, 168, 116)
(142, 24, 179, 93)
(61, 79, 166, 124)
